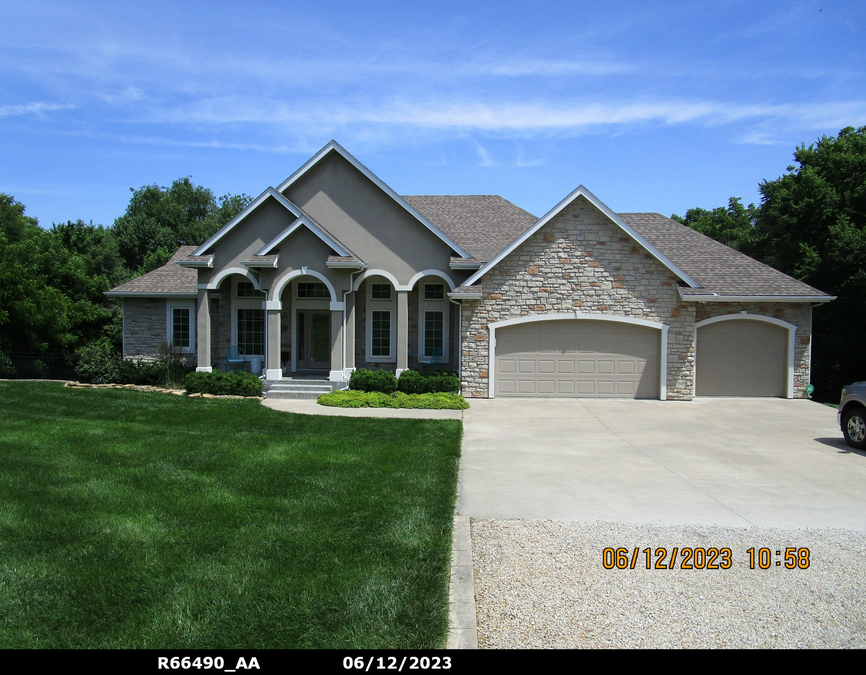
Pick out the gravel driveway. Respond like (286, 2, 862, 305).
(471, 519, 866, 649)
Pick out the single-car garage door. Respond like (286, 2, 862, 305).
(696, 319, 788, 397)
(495, 319, 661, 398)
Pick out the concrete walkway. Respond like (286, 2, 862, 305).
(262, 397, 464, 419)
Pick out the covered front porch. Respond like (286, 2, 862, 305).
(194, 269, 460, 383)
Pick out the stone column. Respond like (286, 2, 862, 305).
(196, 288, 212, 372)
(397, 290, 408, 375)
(265, 301, 282, 381)
(330, 309, 344, 382)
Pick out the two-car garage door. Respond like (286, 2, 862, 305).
(493, 316, 792, 399)
(495, 319, 661, 398)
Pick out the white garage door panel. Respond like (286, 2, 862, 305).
(696, 320, 787, 397)
(495, 320, 661, 399)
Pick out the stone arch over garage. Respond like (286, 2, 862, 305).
(695, 313, 796, 398)
(488, 312, 669, 399)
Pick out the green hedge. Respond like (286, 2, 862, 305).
(349, 368, 398, 394)
(349, 368, 461, 395)
(184, 371, 263, 397)
(397, 370, 460, 394)
(318, 390, 469, 410)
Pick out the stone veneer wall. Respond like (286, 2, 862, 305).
(460, 195, 695, 399)
(693, 302, 813, 398)
(123, 297, 197, 367)
(123, 298, 167, 361)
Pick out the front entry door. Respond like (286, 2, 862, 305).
(297, 310, 330, 370)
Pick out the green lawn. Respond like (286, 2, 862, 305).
(0, 382, 461, 649)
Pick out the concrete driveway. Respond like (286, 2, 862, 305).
(457, 397, 866, 530)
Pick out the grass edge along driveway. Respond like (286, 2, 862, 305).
(0, 381, 461, 649)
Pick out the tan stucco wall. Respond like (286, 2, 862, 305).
(283, 152, 457, 286)
(199, 198, 296, 287)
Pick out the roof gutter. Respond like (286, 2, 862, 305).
(104, 292, 198, 299)
(677, 288, 836, 303)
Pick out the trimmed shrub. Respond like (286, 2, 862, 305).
(184, 371, 263, 397)
(318, 390, 469, 410)
(349, 368, 398, 394)
(397, 369, 460, 394)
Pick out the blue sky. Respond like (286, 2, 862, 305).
(3, 0, 865, 227)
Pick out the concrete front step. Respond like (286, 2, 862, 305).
(266, 390, 326, 400)
(264, 379, 345, 400)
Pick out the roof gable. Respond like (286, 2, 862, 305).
(277, 140, 472, 259)
(192, 187, 354, 259)
(465, 185, 700, 288)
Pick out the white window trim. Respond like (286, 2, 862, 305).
(419, 282, 449, 363)
(366, 277, 396, 362)
(231, 278, 265, 359)
(166, 300, 195, 353)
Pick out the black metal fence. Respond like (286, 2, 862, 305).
(0, 352, 79, 380)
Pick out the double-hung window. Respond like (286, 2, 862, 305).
(167, 301, 195, 353)
(233, 279, 265, 357)
(419, 282, 448, 362)
(366, 279, 396, 361)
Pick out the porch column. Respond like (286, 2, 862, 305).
(345, 293, 355, 372)
(329, 308, 344, 382)
(265, 301, 282, 381)
(396, 290, 408, 376)
(196, 288, 212, 372)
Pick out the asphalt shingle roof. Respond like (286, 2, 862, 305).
(105, 245, 198, 296)
(106, 206, 831, 301)
(402, 195, 537, 264)
(618, 213, 830, 298)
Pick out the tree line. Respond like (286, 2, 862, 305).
(0, 179, 250, 354)
(672, 126, 866, 401)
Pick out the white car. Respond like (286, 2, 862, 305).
(839, 382, 866, 450)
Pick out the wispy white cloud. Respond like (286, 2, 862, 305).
(138, 95, 866, 137)
(60, 130, 313, 155)
(479, 57, 634, 77)
(475, 144, 495, 167)
(0, 101, 75, 117)
(474, 143, 547, 169)
(515, 148, 546, 168)
(95, 87, 144, 105)
(733, 130, 787, 146)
